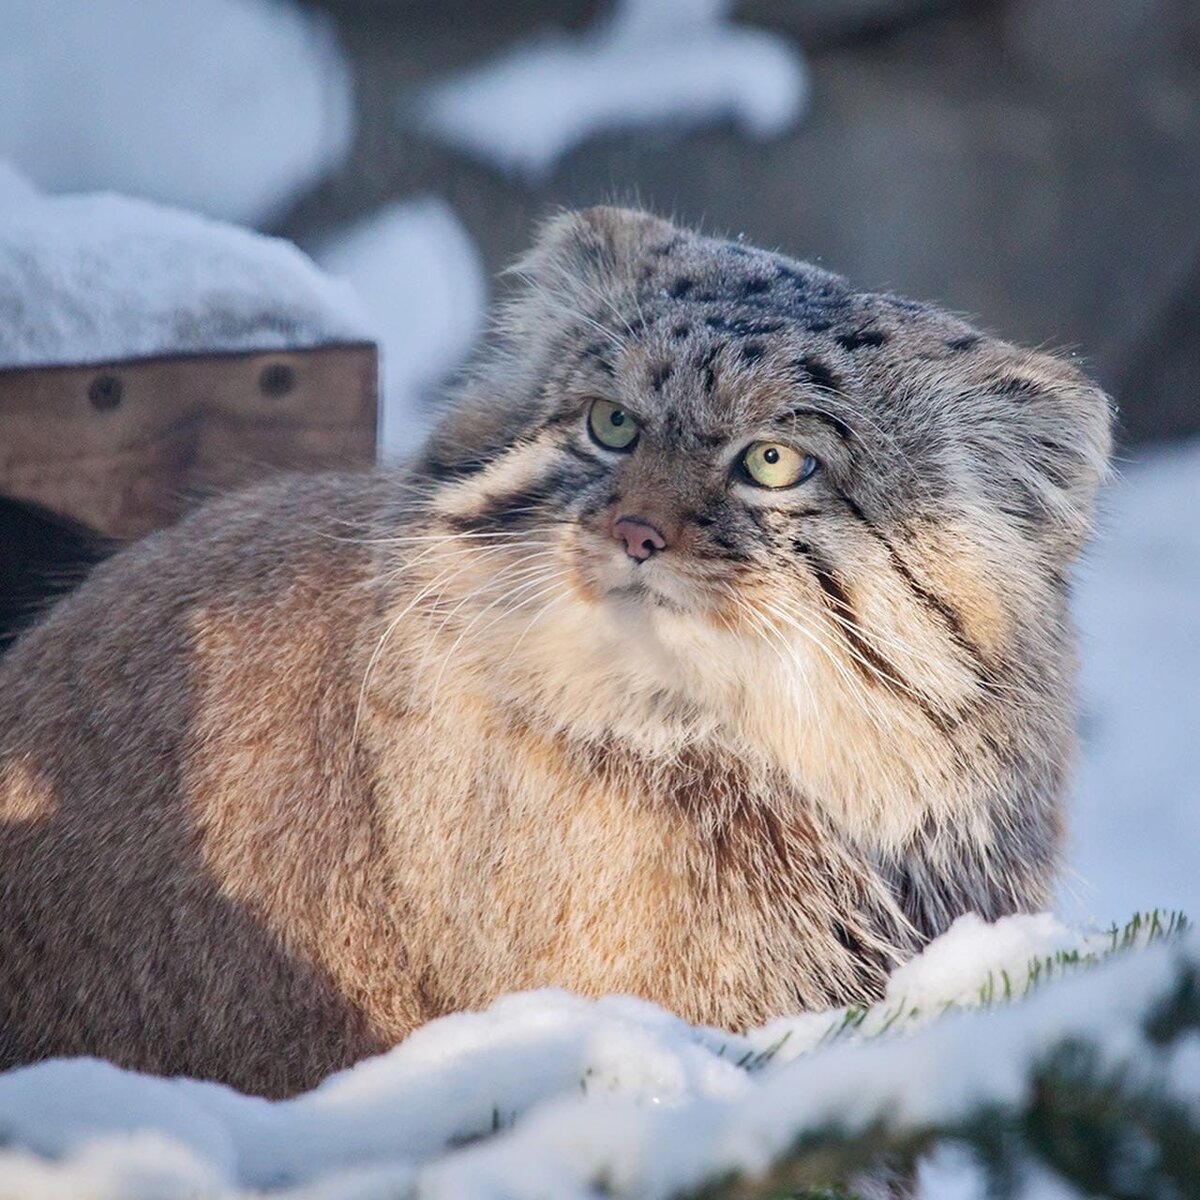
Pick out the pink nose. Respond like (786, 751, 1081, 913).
(612, 517, 667, 561)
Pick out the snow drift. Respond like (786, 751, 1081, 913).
(0, 180, 370, 370)
(0, 913, 1190, 1199)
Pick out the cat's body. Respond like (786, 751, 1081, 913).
(0, 209, 1111, 1096)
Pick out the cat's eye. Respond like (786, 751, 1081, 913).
(587, 399, 640, 451)
(740, 442, 818, 489)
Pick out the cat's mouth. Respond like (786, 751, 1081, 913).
(582, 543, 713, 616)
(607, 575, 689, 613)
(568, 526, 725, 618)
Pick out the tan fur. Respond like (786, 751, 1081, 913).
(0, 209, 1111, 1096)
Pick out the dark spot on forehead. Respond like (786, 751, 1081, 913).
(668, 277, 694, 300)
(705, 314, 785, 337)
(947, 334, 981, 352)
(806, 319, 832, 334)
(739, 341, 766, 364)
(836, 329, 888, 352)
(739, 276, 771, 297)
(671, 323, 690, 340)
(792, 355, 843, 394)
(582, 341, 615, 375)
(649, 361, 673, 392)
(994, 376, 1042, 401)
(697, 345, 721, 394)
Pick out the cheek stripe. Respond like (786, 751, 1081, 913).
(559, 440, 604, 466)
(836, 491, 996, 683)
(793, 540, 955, 735)
(422, 454, 496, 483)
(446, 463, 601, 531)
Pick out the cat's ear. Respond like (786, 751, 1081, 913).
(965, 349, 1115, 558)
(514, 206, 678, 296)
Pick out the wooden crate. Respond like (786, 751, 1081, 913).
(0, 342, 378, 540)
(0, 342, 378, 648)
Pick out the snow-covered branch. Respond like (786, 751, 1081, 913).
(0, 912, 1190, 1199)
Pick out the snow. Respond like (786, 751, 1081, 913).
(0, 166, 484, 448)
(879, 912, 1085, 1012)
(0, 0, 352, 227)
(917, 1145, 991, 1200)
(0, 176, 371, 368)
(1065, 439, 1200, 926)
(0, 161, 38, 209)
(417, 0, 807, 180)
(314, 199, 487, 456)
(0, 918, 1186, 1198)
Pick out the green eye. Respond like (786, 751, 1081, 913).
(740, 442, 817, 488)
(587, 399, 640, 451)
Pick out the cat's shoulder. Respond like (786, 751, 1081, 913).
(0, 468, 409, 692)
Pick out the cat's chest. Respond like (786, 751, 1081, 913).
(375, 707, 900, 1020)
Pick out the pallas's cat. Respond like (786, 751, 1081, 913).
(0, 208, 1112, 1097)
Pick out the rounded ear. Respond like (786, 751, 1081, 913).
(966, 350, 1115, 559)
(513, 206, 679, 296)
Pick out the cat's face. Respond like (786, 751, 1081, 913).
(412, 208, 1111, 834)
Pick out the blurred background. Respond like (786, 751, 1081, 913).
(0, 0, 1197, 923)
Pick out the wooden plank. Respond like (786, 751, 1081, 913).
(0, 343, 378, 539)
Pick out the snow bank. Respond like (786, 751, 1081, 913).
(0, 175, 371, 369)
(1067, 439, 1200, 925)
(0, 0, 352, 227)
(0, 915, 1185, 1198)
(418, 0, 807, 180)
(0, 161, 38, 209)
(315, 199, 487, 457)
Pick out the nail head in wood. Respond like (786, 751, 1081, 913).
(259, 362, 296, 397)
(88, 374, 123, 411)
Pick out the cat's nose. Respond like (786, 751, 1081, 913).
(612, 516, 667, 562)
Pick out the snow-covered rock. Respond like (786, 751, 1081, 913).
(0, 0, 353, 227)
(418, 0, 807, 180)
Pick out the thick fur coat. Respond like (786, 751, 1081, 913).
(0, 208, 1112, 1096)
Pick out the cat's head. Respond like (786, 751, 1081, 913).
(409, 207, 1112, 842)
